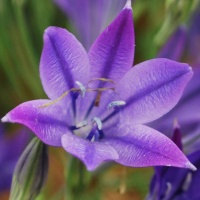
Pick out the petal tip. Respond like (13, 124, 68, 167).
(44, 26, 56, 33)
(86, 165, 96, 171)
(186, 161, 197, 171)
(124, 0, 132, 9)
(186, 65, 193, 74)
(43, 26, 62, 39)
(173, 118, 180, 129)
(1, 114, 10, 123)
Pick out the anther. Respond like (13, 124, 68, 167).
(75, 81, 86, 97)
(107, 101, 126, 109)
(75, 120, 88, 129)
(92, 117, 102, 130)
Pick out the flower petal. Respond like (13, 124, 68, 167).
(61, 133, 119, 171)
(115, 58, 193, 124)
(1, 100, 70, 146)
(148, 150, 200, 200)
(40, 26, 90, 101)
(105, 124, 196, 170)
(88, 2, 134, 82)
(157, 26, 187, 61)
(54, 0, 126, 50)
(149, 67, 200, 136)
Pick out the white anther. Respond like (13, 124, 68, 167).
(76, 120, 88, 128)
(107, 101, 126, 109)
(93, 117, 102, 130)
(75, 81, 86, 97)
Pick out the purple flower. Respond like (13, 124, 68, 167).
(1, 1, 195, 171)
(149, 10, 200, 145)
(146, 124, 200, 200)
(0, 124, 29, 191)
(54, 0, 126, 50)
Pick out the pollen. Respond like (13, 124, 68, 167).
(107, 101, 126, 109)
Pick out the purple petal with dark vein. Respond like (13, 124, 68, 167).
(157, 26, 187, 61)
(149, 67, 200, 137)
(1, 100, 70, 146)
(104, 124, 196, 170)
(88, 3, 134, 83)
(40, 26, 90, 101)
(180, 67, 200, 100)
(115, 58, 193, 124)
(54, 0, 126, 50)
(61, 133, 119, 171)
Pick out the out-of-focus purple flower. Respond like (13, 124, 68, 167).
(157, 26, 187, 61)
(54, 0, 127, 50)
(146, 124, 200, 200)
(149, 8, 200, 149)
(0, 124, 30, 191)
(1, 1, 195, 171)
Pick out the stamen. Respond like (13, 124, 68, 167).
(87, 87, 115, 92)
(76, 120, 88, 129)
(94, 92, 102, 107)
(182, 172, 192, 191)
(75, 81, 86, 97)
(39, 78, 115, 109)
(88, 78, 115, 84)
(107, 101, 126, 109)
(164, 182, 172, 198)
(92, 117, 102, 130)
(39, 88, 80, 108)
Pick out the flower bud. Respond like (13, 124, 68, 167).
(10, 137, 48, 200)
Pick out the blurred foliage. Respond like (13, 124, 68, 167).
(0, 0, 199, 199)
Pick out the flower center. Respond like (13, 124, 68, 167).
(40, 78, 126, 141)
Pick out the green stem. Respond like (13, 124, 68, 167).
(78, 159, 84, 191)
(65, 156, 76, 200)
(65, 156, 86, 200)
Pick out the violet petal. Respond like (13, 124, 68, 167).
(54, 0, 126, 50)
(149, 67, 200, 137)
(88, 3, 134, 82)
(105, 124, 196, 170)
(61, 133, 119, 171)
(1, 100, 69, 146)
(40, 26, 90, 101)
(115, 58, 193, 124)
